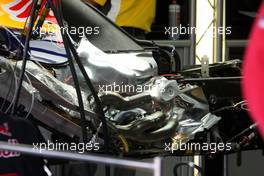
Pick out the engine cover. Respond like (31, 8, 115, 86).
(77, 38, 158, 93)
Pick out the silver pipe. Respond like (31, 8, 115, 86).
(223, 155, 228, 176)
(190, 0, 196, 65)
(154, 40, 191, 47)
(183, 76, 241, 81)
(0, 142, 161, 173)
(226, 40, 248, 47)
(154, 40, 247, 49)
(216, 0, 223, 62)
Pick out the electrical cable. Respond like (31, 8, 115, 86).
(3, 61, 18, 113)
(23, 72, 35, 119)
(0, 28, 20, 112)
(12, 0, 40, 115)
(0, 26, 32, 113)
(2, 26, 32, 57)
(0, 27, 35, 115)
(4, 67, 35, 119)
(0, 60, 18, 113)
(0, 26, 26, 113)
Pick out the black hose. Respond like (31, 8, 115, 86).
(54, 0, 110, 150)
(49, 0, 110, 175)
(67, 37, 111, 176)
(55, 0, 110, 152)
(67, 39, 110, 147)
(48, 0, 88, 144)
